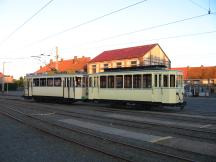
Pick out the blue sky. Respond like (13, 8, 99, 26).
(0, 0, 215, 79)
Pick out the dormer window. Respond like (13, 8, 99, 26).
(131, 61, 137, 67)
(116, 62, 122, 68)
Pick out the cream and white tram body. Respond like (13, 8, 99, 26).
(24, 73, 88, 102)
(88, 66, 185, 108)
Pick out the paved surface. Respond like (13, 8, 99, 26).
(60, 118, 170, 142)
(0, 114, 119, 162)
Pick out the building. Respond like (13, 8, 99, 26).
(35, 56, 91, 74)
(172, 66, 216, 96)
(0, 72, 14, 84)
(87, 43, 171, 74)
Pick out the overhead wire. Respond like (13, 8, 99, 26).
(87, 12, 216, 44)
(28, 0, 148, 46)
(188, 0, 208, 11)
(76, 30, 216, 51)
(0, 0, 55, 46)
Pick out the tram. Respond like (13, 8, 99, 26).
(24, 65, 186, 108)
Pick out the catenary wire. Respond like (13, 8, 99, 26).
(0, 0, 54, 46)
(86, 12, 216, 44)
(27, 0, 148, 46)
(188, 0, 209, 11)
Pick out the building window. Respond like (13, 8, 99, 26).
(170, 75, 175, 87)
(116, 62, 122, 68)
(143, 74, 152, 88)
(100, 76, 107, 88)
(116, 75, 123, 88)
(133, 75, 141, 88)
(104, 64, 109, 69)
(108, 76, 114, 88)
(54, 78, 61, 87)
(92, 64, 96, 73)
(163, 75, 168, 87)
(124, 75, 132, 88)
(131, 61, 137, 67)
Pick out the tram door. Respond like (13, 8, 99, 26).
(152, 74, 162, 103)
(25, 78, 32, 97)
(63, 77, 70, 99)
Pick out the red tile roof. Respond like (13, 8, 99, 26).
(0, 72, 3, 77)
(89, 44, 157, 63)
(36, 56, 91, 74)
(171, 66, 216, 79)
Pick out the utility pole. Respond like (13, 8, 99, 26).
(55, 46, 59, 71)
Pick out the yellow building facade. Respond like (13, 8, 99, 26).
(88, 44, 170, 74)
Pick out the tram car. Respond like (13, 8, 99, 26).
(88, 65, 185, 108)
(24, 73, 88, 102)
(24, 65, 186, 108)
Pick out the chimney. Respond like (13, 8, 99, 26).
(40, 66, 42, 69)
(61, 58, 63, 62)
(50, 59, 53, 63)
(74, 56, 77, 60)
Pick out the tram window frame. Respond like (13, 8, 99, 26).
(163, 75, 168, 87)
(133, 75, 141, 88)
(100, 76, 107, 88)
(143, 74, 152, 88)
(108, 76, 114, 88)
(94, 77, 98, 87)
(124, 75, 132, 88)
(116, 75, 123, 88)
(40, 78, 46, 87)
(33, 78, 39, 87)
(154, 75, 158, 87)
(47, 78, 53, 86)
(54, 78, 62, 87)
(170, 75, 175, 87)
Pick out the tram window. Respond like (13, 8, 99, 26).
(47, 78, 53, 86)
(100, 76, 107, 88)
(71, 77, 74, 87)
(170, 75, 175, 87)
(33, 78, 39, 87)
(66, 78, 70, 87)
(143, 74, 152, 88)
(54, 78, 61, 87)
(163, 75, 168, 87)
(82, 77, 86, 87)
(133, 75, 141, 88)
(76, 77, 81, 87)
(116, 75, 123, 88)
(159, 74, 161, 87)
(108, 76, 114, 88)
(40, 78, 46, 86)
(89, 77, 92, 87)
(124, 75, 132, 88)
(176, 75, 182, 87)
(154, 75, 158, 87)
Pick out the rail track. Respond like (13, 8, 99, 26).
(0, 103, 202, 162)
(3, 99, 216, 144)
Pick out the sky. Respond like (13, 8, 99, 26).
(0, 0, 215, 79)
